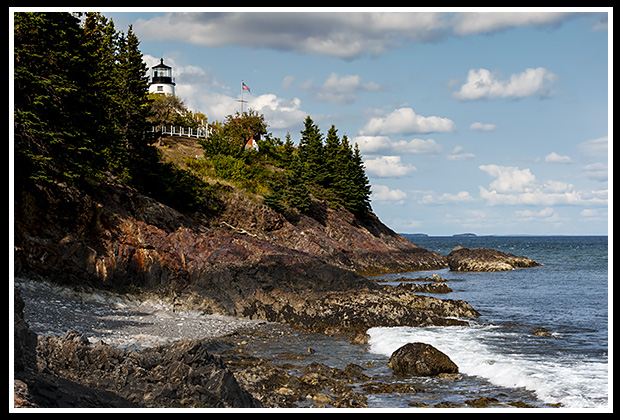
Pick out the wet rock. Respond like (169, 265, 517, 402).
(387, 342, 459, 377)
(465, 396, 500, 407)
(532, 327, 555, 338)
(447, 246, 541, 272)
(395, 282, 453, 294)
(13, 287, 37, 374)
(32, 331, 261, 408)
(240, 283, 480, 337)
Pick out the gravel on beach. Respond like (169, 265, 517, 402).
(14, 278, 267, 351)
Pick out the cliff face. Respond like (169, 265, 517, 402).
(215, 186, 447, 276)
(14, 179, 445, 285)
(14, 179, 460, 334)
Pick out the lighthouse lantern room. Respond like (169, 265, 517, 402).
(149, 58, 176, 96)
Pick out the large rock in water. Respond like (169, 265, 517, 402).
(387, 342, 458, 376)
(447, 246, 541, 272)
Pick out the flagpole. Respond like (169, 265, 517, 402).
(238, 79, 248, 114)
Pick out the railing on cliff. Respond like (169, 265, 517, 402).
(151, 125, 211, 139)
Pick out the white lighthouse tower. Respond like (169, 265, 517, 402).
(149, 58, 176, 96)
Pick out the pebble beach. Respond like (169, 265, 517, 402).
(15, 278, 266, 351)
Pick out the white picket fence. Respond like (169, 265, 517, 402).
(151, 125, 210, 139)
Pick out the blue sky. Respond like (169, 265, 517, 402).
(105, 8, 611, 236)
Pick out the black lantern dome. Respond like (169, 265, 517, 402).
(151, 58, 175, 86)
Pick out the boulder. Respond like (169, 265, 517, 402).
(387, 342, 458, 376)
(447, 246, 541, 272)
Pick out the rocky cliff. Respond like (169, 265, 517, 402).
(14, 179, 466, 334)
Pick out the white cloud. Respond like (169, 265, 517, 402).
(354, 136, 442, 155)
(364, 156, 416, 177)
(391, 218, 424, 231)
(359, 107, 455, 136)
(134, 12, 448, 60)
(580, 208, 599, 217)
(578, 136, 608, 157)
(479, 165, 536, 193)
(478, 164, 608, 206)
(421, 190, 475, 204)
(447, 146, 475, 161)
(314, 72, 381, 104)
(371, 185, 407, 204)
(544, 152, 572, 163)
(248, 94, 306, 130)
(147, 53, 308, 131)
(579, 208, 608, 222)
(450, 12, 578, 36)
(583, 162, 608, 181)
(469, 122, 497, 131)
(133, 12, 594, 60)
(452, 67, 557, 100)
(281, 75, 296, 90)
(514, 207, 558, 222)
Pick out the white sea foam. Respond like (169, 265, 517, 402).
(367, 325, 608, 409)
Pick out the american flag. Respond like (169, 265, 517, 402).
(242, 82, 251, 92)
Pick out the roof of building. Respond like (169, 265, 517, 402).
(153, 58, 171, 69)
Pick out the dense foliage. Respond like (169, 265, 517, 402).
(14, 12, 150, 185)
(14, 12, 373, 219)
(194, 113, 372, 217)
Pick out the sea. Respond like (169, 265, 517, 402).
(368, 235, 610, 410)
(19, 235, 609, 410)
(247, 235, 610, 410)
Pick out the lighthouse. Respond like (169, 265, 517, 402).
(149, 58, 176, 96)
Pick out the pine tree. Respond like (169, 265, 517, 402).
(298, 116, 325, 185)
(350, 141, 372, 215)
(284, 154, 311, 213)
(332, 135, 372, 216)
(262, 176, 287, 213)
(14, 12, 104, 185)
(323, 125, 341, 188)
(280, 132, 296, 169)
(116, 25, 150, 149)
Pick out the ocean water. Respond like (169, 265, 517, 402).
(367, 235, 610, 409)
(237, 235, 609, 409)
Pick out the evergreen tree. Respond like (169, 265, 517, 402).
(262, 175, 287, 214)
(332, 135, 372, 216)
(284, 154, 311, 213)
(349, 141, 372, 215)
(116, 25, 151, 150)
(322, 125, 341, 188)
(14, 12, 152, 186)
(298, 116, 325, 184)
(279, 132, 296, 169)
(14, 12, 103, 185)
(81, 13, 126, 172)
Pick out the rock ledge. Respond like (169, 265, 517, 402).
(447, 246, 541, 272)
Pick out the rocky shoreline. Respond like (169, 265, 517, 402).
(13, 181, 542, 409)
(14, 277, 540, 409)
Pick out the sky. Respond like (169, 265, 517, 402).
(103, 8, 611, 236)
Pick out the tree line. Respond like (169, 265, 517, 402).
(14, 12, 150, 186)
(263, 117, 372, 217)
(195, 113, 372, 217)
